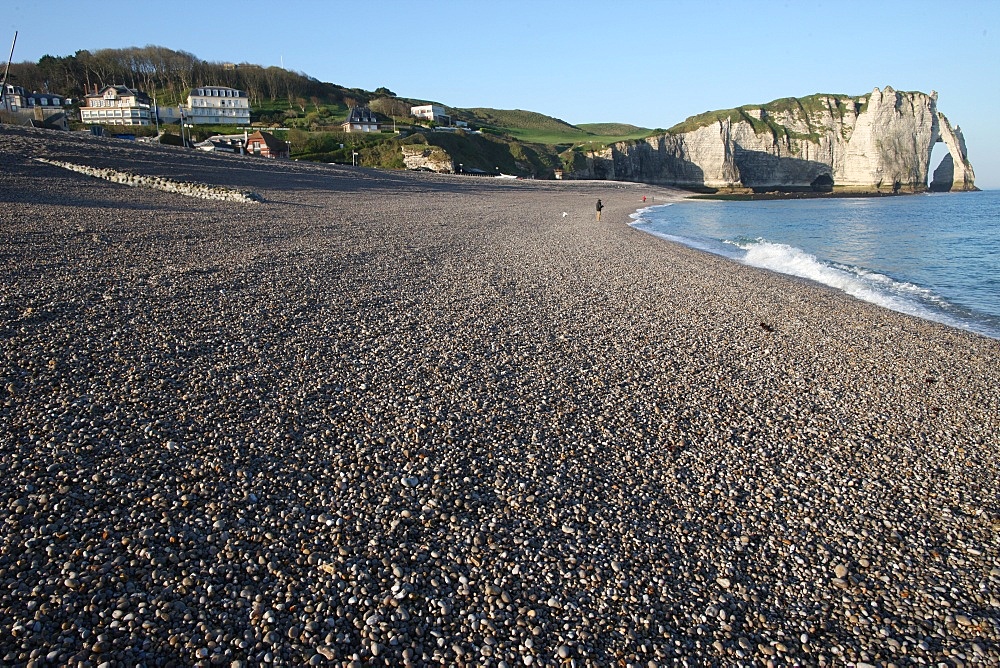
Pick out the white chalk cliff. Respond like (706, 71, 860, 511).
(930, 113, 976, 192)
(401, 145, 454, 173)
(574, 87, 976, 192)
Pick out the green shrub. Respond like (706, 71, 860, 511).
(159, 133, 183, 146)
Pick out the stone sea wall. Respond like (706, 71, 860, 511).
(34, 158, 265, 203)
(571, 87, 977, 193)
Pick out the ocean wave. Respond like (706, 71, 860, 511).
(629, 198, 1000, 339)
(726, 238, 971, 328)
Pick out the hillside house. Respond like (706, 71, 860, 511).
(411, 104, 452, 126)
(245, 130, 289, 159)
(80, 85, 153, 126)
(184, 86, 251, 125)
(342, 106, 381, 133)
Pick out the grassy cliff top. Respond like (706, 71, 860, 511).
(577, 123, 651, 136)
(666, 92, 866, 136)
(459, 109, 652, 145)
(463, 108, 581, 133)
(665, 88, 930, 138)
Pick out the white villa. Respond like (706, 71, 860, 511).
(184, 86, 251, 125)
(411, 104, 452, 126)
(80, 85, 153, 126)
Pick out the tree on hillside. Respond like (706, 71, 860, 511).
(8, 45, 354, 107)
(86, 49, 127, 90)
(370, 97, 411, 118)
(5, 61, 42, 92)
(33, 54, 87, 93)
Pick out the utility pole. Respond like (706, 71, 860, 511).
(1, 31, 17, 113)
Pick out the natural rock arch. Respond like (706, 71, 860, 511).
(574, 88, 977, 193)
(929, 112, 977, 192)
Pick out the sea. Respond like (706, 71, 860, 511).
(630, 190, 1000, 340)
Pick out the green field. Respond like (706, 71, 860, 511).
(577, 123, 655, 143)
(460, 108, 652, 147)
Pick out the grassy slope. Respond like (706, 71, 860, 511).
(267, 93, 653, 173)
(577, 123, 651, 138)
(460, 108, 653, 145)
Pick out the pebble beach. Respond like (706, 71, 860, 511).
(1, 125, 998, 667)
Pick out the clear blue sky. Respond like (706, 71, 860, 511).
(6, 0, 999, 187)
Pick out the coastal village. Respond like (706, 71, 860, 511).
(1, 80, 469, 168)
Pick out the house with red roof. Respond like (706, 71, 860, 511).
(245, 130, 289, 159)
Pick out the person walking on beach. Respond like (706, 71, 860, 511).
(596, 199, 604, 221)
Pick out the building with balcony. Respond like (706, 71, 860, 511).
(80, 85, 152, 126)
(184, 86, 251, 125)
(411, 104, 452, 126)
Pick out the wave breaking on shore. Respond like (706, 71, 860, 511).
(630, 206, 1000, 340)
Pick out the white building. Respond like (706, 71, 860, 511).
(1, 84, 28, 112)
(411, 104, 452, 126)
(184, 86, 251, 125)
(80, 85, 153, 126)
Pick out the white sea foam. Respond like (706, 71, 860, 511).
(629, 197, 1000, 339)
(728, 238, 957, 325)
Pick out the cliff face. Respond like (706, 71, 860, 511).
(401, 145, 454, 173)
(573, 87, 975, 193)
